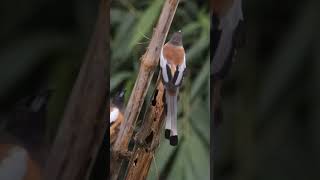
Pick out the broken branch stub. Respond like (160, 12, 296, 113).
(125, 77, 165, 180)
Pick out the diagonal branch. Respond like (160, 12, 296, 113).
(110, 0, 180, 179)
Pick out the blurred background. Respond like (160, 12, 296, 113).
(214, 0, 320, 180)
(0, 0, 100, 141)
(111, 0, 210, 179)
(1, 0, 319, 179)
(0, 0, 107, 179)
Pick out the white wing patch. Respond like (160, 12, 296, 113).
(160, 47, 186, 86)
(175, 54, 186, 86)
(160, 48, 169, 83)
(110, 108, 119, 123)
(0, 146, 28, 180)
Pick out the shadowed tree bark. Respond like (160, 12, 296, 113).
(44, 0, 109, 179)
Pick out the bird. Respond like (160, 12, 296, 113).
(211, 0, 245, 127)
(109, 88, 125, 145)
(6, 89, 53, 151)
(160, 30, 186, 146)
(0, 140, 42, 180)
(0, 88, 53, 180)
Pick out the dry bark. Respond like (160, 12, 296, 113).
(125, 77, 165, 180)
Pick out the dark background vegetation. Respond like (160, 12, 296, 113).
(1, 0, 319, 179)
(0, 0, 100, 141)
(214, 0, 320, 180)
(111, 0, 210, 179)
(0, 0, 106, 179)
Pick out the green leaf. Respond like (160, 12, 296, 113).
(111, 13, 136, 65)
(190, 57, 210, 101)
(110, 71, 132, 92)
(190, 98, 210, 144)
(165, 127, 209, 180)
(128, 0, 163, 52)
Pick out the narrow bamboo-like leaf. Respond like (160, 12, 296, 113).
(110, 71, 132, 92)
(128, 0, 163, 52)
(190, 98, 210, 144)
(111, 13, 136, 64)
(190, 57, 210, 101)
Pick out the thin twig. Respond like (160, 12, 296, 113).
(110, 0, 180, 179)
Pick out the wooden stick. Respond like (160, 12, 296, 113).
(44, 0, 109, 180)
(110, 0, 180, 179)
(125, 76, 165, 180)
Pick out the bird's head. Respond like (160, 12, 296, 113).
(112, 88, 126, 110)
(169, 30, 183, 46)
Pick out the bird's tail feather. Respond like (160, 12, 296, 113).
(170, 94, 178, 136)
(165, 91, 178, 146)
(165, 92, 172, 139)
(165, 92, 172, 129)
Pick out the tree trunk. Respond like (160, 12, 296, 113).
(44, 0, 109, 179)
